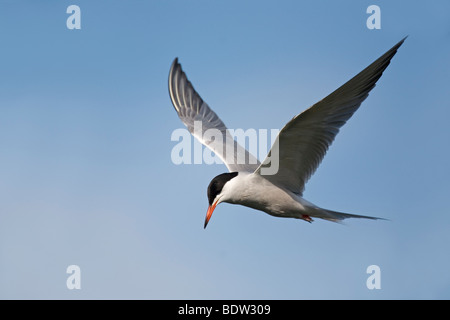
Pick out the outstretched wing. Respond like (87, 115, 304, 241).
(168, 58, 260, 172)
(255, 38, 406, 194)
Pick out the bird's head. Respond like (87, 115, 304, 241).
(205, 172, 239, 228)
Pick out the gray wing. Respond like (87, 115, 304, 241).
(255, 38, 406, 194)
(169, 58, 260, 172)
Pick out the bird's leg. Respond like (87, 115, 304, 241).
(301, 215, 313, 223)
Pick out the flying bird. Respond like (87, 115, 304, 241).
(168, 38, 405, 228)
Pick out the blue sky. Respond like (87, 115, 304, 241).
(0, 0, 449, 299)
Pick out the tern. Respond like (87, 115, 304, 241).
(168, 38, 405, 228)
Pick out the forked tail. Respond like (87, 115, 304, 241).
(309, 207, 386, 223)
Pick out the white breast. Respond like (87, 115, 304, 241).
(220, 173, 311, 218)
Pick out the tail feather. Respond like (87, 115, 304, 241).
(310, 207, 386, 223)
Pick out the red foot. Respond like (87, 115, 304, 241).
(301, 215, 313, 223)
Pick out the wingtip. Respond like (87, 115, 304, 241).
(368, 36, 406, 71)
(168, 57, 183, 113)
(394, 36, 408, 49)
(171, 57, 179, 69)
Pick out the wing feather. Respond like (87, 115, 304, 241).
(255, 38, 406, 194)
(168, 58, 260, 172)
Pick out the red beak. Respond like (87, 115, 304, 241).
(204, 201, 218, 229)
